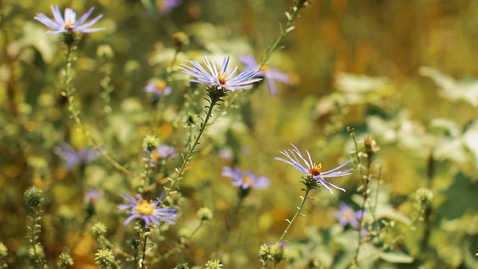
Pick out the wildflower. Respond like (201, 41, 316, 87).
(91, 222, 107, 237)
(54, 143, 100, 169)
(270, 240, 288, 263)
(218, 148, 233, 160)
(205, 259, 223, 269)
(95, 248, 115, 268)
(197, 207, 213, 221)
(117, 193, 177, 227)
(58, 253, 74, 267)
(275, 144, 352, 193)
(238, 55, 291, 96)
(150, 144, 178, 164)
(34, 5, 105, 34)
(84, 189, 102, 217)
(156, 0, 182, 15)
(222, 166, 270, 190)
(144, 79, 172, 100)
(85, 189, 102, 204)
(142, 135, 161, 152)
(333, 203, 364, 228)
(179, 56, 262, 91)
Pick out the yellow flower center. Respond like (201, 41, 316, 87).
(64, 21, 74, 31)
(342, 208, 355, 221)
(308, 163, 322, 176)
(261, 65, 270, 71)
(217, 72, 227, 86)
(151, 151, 160, 161)
(242, 176, 253, 186)
(137, 200, 156, 216)
(155, 80, 166, 90)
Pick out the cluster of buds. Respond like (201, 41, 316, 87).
(259, 240, 288, 264)
(142, 135, 161, 152)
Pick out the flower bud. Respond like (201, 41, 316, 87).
(24, 186, 44, 208)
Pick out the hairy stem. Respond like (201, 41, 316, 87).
(162, 93, 221, 203)
(140, 232, 149, 269)
(29, 209, 46, 269)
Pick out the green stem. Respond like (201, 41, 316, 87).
(259, 0, 308, 69)
(354, 170, 370, 264)
(161, 94, 221, 203)
(29, 209, 46, 269)
(262, 186, 312, 269)
(140, 232, 149, 269)
(278, 187, 311, 242)
(62, 43, 133, 177)
(222, 0, 308, 110)
(140, 154, 154, 196)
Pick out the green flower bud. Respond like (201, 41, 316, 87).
(95, 248, 115, 269)
(205, 259, 222, 269)
(91, 222, 108, 237)
(24, 186, 44, 208)
(197, 207, 213, 221)
(58, 252, 74, 267)
(142, 135, 160, 152)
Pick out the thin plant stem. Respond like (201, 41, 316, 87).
(421, 151, 435, 249)
(278, 187, 311, 242)
(262, 186, 312, 269)
(354, 167, 371, 264)
(259, 0, 309, 69)
(222, 0, 308, 111)
(140, 231, 149, 269)
(140, 154, 154, 196)
(161, 94, 221, 203)
(348, 129, 369, 265)
(29, 209, 46, 269)
(62, 43, 132, 177)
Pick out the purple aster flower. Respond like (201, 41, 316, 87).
(275, 144, 352, 193)
(85, 189, 102, 204)
(117, 193, 177, 227)
(218, 148, 233, 160)
(238, 55, 291, 96)
(54, 143, 100, 169)
(144, 79, 172, 99)
(157, 0, 182, 15)
(179, 56, 262, 91)
(222, 166, 270, 190)
(333, 203, 364, 228)
(150, 145, 178, 164)
(34, 5, 105, 34)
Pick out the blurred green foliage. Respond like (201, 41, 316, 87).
(1, 0, 478, 268)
